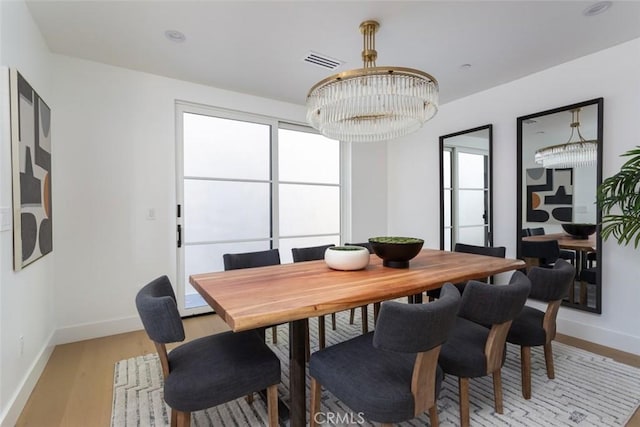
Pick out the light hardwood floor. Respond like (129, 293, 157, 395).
(16, 314, 640, 426)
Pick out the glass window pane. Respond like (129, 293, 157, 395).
(458, 190, 485, 226)
(278, 236, 340, 264)
(183, 113, 270, 180)
(458, 152, 486, 189)
(443, 150, 452, 188)
(184, 179, 270, 243)
(444, 189, 452, 227)
(184, 241, 272, 291)
(279, 129, 339, 184)
(444, 227, 452, 251)
(458, 226, 487, 247)
(279, 184, 340, 236)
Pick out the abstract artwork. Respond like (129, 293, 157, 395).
(526, 167, 572, 223)
(10, 69, 52, 271)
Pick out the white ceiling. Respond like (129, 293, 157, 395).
(26, 1, 640, 106)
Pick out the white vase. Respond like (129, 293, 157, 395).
(324, 246, 370, 271)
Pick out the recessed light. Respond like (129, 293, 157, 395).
(164, 30, 186, 43)
(460, 63, 472, 70)
(583, 1, 612, 16)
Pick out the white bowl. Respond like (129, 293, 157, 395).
(324, 246, 370, 271)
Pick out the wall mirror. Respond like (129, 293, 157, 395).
(440, 125, 493, 251)
(517, 98, 603, 314)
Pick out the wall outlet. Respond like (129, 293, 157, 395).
(146, 208, 156, 220)
(19, 335, 24, 356)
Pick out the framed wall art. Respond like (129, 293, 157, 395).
(10, 69, 53, 271)
(525, 167, 573, 224)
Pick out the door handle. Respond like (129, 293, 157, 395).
(177, 225, 182, 248)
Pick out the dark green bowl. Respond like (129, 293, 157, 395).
(368, 237, 424, 268)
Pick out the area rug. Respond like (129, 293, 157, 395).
(111, 310, 640, 426)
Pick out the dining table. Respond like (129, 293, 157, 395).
(522, 232, 596, 272)
(190, 248, 525, 427)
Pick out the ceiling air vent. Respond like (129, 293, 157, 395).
(303, 51, 343, 70)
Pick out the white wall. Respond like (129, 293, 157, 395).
(0, 1, 55, 425)
(50, 55, 308, 340)
(388, 37, 640, 355)
(349, 141, 388, 242)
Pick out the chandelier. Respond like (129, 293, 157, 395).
(534, 108, 597, 168)
(306, 20, 438, 143)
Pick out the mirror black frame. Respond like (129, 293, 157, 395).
(440, 124, 494, 250)
(516, 98, 603, 314)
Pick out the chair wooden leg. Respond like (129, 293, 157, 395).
(361, 305, 368, 334)
(459, 377, 470, 427)
(305, 319, 311, 362)
(349, 308, 355, 324)
(331, 313, 336, 330)
(544, 342, 555, 379)
(310, 377, 322, 427)
(318, 315, 326, 350)
(271, 326, 278, 344)
(429, 405, 439, 427)
(521, 346, 532, 399)
(492, 370, 504, 414)
(580, 280, 588, 305)
(266, 384, 279, 427)
(170, 409, 178, 427)
(569, 278, 575, 303)
(176, 410, 190, 427)
(245, 392, 254, 404)
(374, 302, 381, 325)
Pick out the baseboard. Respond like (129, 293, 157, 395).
(53, 315, 142, 345)
(557, 317, 640, 355)
(0, 331, 55, 427)
(523, 299, 640, 356)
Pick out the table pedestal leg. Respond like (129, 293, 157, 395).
(289, 319, 307, 427)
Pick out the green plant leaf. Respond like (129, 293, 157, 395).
(597, 146, 640, 249)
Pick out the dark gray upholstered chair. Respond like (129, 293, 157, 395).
(528, 227, 576, 264)
(438, 272, 531, 427)
(291, 244, 335, 262)
(291, 244, 338, 351)
(521, 239, 560, 271)
(427, 243, 506, 301)
(223, 248, 281, 270)
(135, 276, 281, 427)
(309, 284, 461, 427)
(345, 241, 373, 253)
(506, 259, 575, 399)
(528, 227, 545, 235)
(223, 249, 281, 344)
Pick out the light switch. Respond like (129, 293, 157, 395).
(146, 208, 156, 220)
(0, 207, 11, 232)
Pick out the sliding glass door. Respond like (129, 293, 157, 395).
(176, 104, 341, 315)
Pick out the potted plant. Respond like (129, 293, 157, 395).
(597, 146, 640, 248)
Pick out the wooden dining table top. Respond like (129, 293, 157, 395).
(522, 232, 597, 252)
(189, 248, 526, 332)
